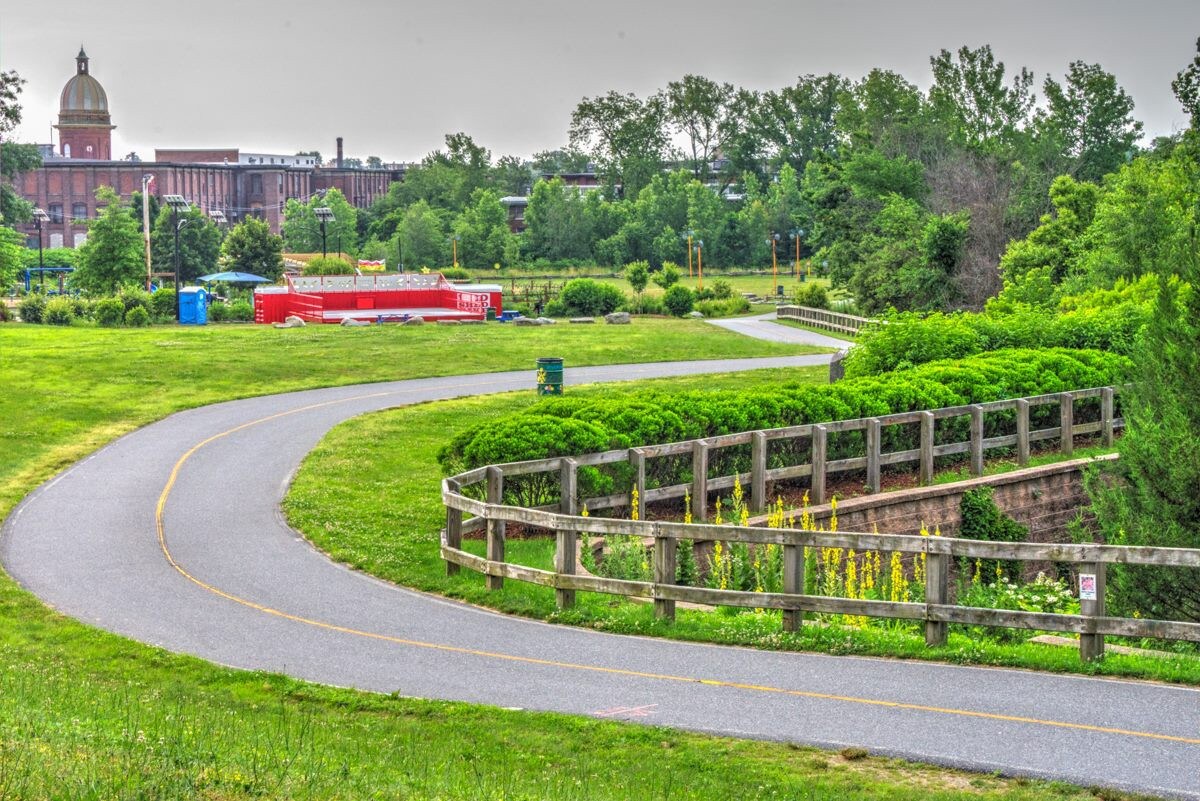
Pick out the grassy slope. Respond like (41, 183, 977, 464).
(0, 322, 1148, 799)
(285, 379, 1200, 685)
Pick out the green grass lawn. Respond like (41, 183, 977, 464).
(0, 321, 1134, 799)
(0, 319, 813, 514)
(285, 380, 1200, 686)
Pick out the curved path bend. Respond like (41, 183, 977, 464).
(706, 311, 850, 349)
(4, 356, 1199, 800)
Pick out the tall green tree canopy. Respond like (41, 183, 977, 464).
(283, 188, 358, 254)
(72, 187, 144, 294)
(221, 216, 284, 280)
(151, 205, 222, 283)
(570, 90, 670, 199)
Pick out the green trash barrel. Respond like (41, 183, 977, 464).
(536, 357, 564, 396)
(486, 306, 497, 321)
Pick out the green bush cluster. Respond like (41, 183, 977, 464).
(662, 285, 695, 317)
(92, 297, 125, 327)
(846, 301, 1149, 377)
(18, 294, 47, 323)
(439, 349, 1130, 493)
(696, 296, 751, 318)
(43, 297, 76, 326)
(792, 282, 830, 309)
(441, 266, 472, 280)
(555, 278, 625, 317)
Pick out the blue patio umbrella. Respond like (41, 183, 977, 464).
(196, 271, 272, 284)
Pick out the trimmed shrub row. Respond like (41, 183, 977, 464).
(846, 303, 1149, 378)
(439, 348, 1130, 503)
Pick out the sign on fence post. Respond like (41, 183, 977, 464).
(1079, 563, 1106, 661)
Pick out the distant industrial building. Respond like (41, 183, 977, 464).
(10, 47, 403, 247)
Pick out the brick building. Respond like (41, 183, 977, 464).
(12, 49, 402, 248)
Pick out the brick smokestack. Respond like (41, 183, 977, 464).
(336, 137, 343, 168)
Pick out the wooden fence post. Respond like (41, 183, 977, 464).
(751, 431, 767, 514)
(1016, 398, 1030, 466)
(653, 527, 676, 621)
(1079, 562, 1106, 662)
(630, 448, 646, 519)
(1101, 387, 1115, 447)
(969, 405, 984, 477)
(692, 440, 708, 522)
(866, 418, 881, 494)
(811, 425, 827, 505)
(486, 466, 505, 591)
(556, 458, 578, 609)
(919, 411, 935, 485)
(925, 544, 948, 647)
(445, 479, 462, 576)
(783, 542, 805, 632)
(1060, 392, 1074, 457)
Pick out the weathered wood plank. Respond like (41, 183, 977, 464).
(925, 551, 948, 646)
(811, 425, 827, 505)
(445, 479, 463, 577)
(486, 466, 505, 591)
(1016, 397, 1030, 466)
(751, 431, 767, 514)
(866, 418, 881, 493)
(692, 440, 709, 523)
(920, 411, 935, 485)
(1060, 392, 1074, 457)
(969, 405, 984, 477)
(653, 532, 677, 620)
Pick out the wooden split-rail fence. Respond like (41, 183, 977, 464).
(441, 386, 1200, 661)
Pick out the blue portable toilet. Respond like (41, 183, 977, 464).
(179, 287, 208, 325)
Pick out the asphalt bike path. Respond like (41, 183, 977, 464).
(706, 311, 850, 349)
(4, 355, 1199, 799)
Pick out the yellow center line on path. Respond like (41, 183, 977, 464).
(154, 382, 1200, 748)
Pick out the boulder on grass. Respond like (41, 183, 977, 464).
(536, 317, 557, 325)
(604, 311, 631, 325)
(461, 318, 485, 325)
(340, 317, 370, 327)
(273, 315, 306, 329)
(513, 316, 543, 326)
(687, 311, 705, 319)
(436, 319, 462, 326)
(402, 316, 425, 326)
(569, 317, 595, 324)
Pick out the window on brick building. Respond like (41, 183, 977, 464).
(72, 203, 87, 220)
(49, 204, 63, 223)
(250, 174, 263, 194)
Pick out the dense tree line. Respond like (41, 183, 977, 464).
(344, 44, 1144, 314)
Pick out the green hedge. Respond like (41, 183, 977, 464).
(439, 348, 1130, 504)
(845, 304, 1150, 378)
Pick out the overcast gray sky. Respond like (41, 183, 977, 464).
(3, 0, 1198, 163)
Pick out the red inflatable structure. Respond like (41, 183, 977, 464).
(254, 273, 503, 324)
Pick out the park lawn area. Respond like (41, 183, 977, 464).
(0, 322, 1127, 799)
(285, 379, 1200, 686)
(0, 318, 816, 515)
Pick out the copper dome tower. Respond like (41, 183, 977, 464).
(55, 47, 115, 159)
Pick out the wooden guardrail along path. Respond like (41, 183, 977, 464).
(438, 386, 1198, 663)
(776, 304, 880, 335)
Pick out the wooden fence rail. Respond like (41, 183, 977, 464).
(434, 385, 1196, 663)
(777, 305, 879, 335)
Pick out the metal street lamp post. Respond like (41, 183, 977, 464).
(164, 195, 191, 323)
(314, 207, 334, 259)
(685, 229, 695, 277)
(451, 235, 460, 268)
(695, 239, 703, 290)
(769, 233, 780, 296)
(32, 208, 48, 292)
(142, 174, 154, 291)
(790, 227, 804, 279)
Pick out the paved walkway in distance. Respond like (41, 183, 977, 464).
(706, 311, 850, 350)
(4, 356, 1200, 800)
